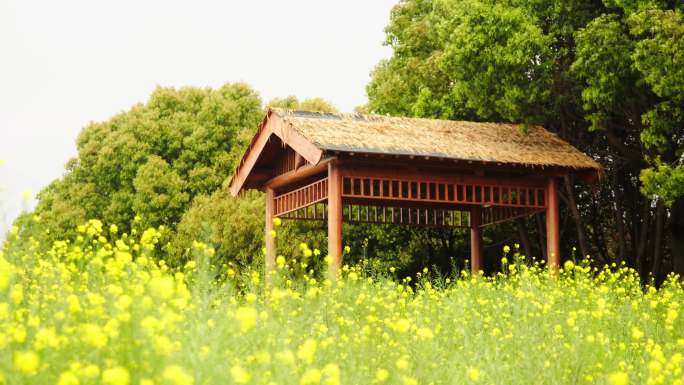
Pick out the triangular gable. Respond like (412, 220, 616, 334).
(229, 109, 323, 196)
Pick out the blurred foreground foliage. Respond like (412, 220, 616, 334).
(2, 219, 684, 384)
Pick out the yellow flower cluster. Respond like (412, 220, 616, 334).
(2, 222, 684, 384)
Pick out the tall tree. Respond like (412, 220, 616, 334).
(367, 0, 684, 276)
(14, 83, 263, 245)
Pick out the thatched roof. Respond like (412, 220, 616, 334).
(274, 109, 601, 170)
(229, 108, 601, 195)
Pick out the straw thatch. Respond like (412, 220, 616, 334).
(272, 109, 601, 171)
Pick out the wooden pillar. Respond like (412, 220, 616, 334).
(327, 162, 343, 276)
(546, 177, 561, 270)
(265, 187, 276, 274)
(470, 205, 482, 274)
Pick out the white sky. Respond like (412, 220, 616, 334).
(0, 0, 396, 234)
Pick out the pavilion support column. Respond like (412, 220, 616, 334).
(265, 187, 276, 276)
(327, 162, 343, 277)
(470, 205, 482, 274)
(546, 177, 561, 271)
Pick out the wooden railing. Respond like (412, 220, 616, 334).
(341, 176, 546, 209)
(273, 178, 328, 216)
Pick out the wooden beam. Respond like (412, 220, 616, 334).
(328, 161, 343, 277)
(470, 206, 482, 274)
(339, 163, 548, 188)
(265, 187, 276, 277)
(546, 177, 560, 271)
(229, 117, 274, 196)
(229, 110, 325, 196)
(264, 157, 334, 191)
(337, 155, 576, 180)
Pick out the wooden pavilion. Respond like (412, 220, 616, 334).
(229, 109, 601, 274)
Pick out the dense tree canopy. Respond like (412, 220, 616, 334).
(367, 0, 684, 277)
(15, 83, 263, 247)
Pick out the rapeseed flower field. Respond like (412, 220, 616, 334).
(1, 219, 683, 385)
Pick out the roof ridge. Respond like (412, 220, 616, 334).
(269, 107, 546, 129)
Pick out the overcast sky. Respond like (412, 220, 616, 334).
(0, 0, 396, 233)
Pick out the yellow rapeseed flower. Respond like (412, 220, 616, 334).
(235, 306, 258, 332)
(393, 318, 411, 333)
(648, 360, 662, 376)
(81, 364, 100, 378)
(13, 350, 40, 375)
(607, 371, 629, 385)
(0, 257, 12, 291)
(564, 260, 574, 271)
(297, 338, 318, 364)
(57, 371, 80, 385)
(374, 368, 389, 383)
(300, 368, 322, 385)
(81, 324, 108, 348)
(467, 367, 480, 382)
(322, 364, 340, 385)
(102, 367, 130, 385)
(416, 327, 434, 340)
(148, 276, 175, 299)
(10, 284, 24, 305)
(230, 365, 250, 384)
(162, 365, 194, 385)
(666, 308, 678, 323)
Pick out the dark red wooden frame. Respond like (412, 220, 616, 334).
(265, 160, 561, 274)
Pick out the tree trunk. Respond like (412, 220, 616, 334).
(635, 199, 652, 278)
(563, 175, 591, 259)
(613, 172, 628, 263)
(669, 197, 684, 276)
(589, 194, 609, 264)
(651, 200, 665, 280)
(515, 218, 532, 258)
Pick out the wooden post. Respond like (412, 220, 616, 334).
(470, 205, 482, 274)
(546, 177, 560, 270)
(265, 187, 276, 275)
(328, 162, 343, 276)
